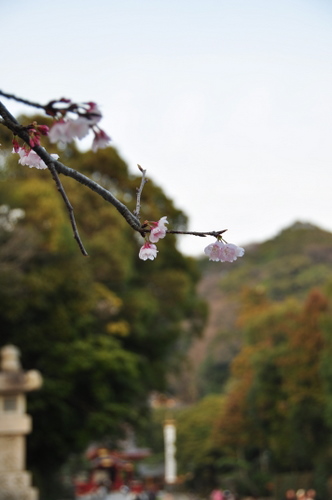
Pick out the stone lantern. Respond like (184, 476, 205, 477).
(0, 345, 43, 500)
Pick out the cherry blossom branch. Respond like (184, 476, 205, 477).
(0, 90, 101, 122)
(132, 167, 228, 238)
(0, 93, 245, 263)
(0, 103, 89, 255)
(0, 103, 225, 239)
(0, 101, 141, 250)
(35, 148, 142, 231)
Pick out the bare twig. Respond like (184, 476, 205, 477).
(133, 164, 148, 219)
(167, 229, 227, 237)
(0, 90, 44, 111)
(47, 161, 88, 256)
(0, 90, 75, 119)
(141, 228, 227, 238)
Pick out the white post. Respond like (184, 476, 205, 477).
(163, 419, 177, 486)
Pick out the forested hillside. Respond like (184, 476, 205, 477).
(168, 222, 332, 498)
(186, 222, 332, 399)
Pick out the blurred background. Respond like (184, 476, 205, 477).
(1, 1, 332, 499)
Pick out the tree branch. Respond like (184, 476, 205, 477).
(0, 90, 45, 111)
(0, 96, 229, 253)
(134, 164, 148, 219)
(47, 161, 89, 256)
(0, 100, 142, 233)
(166, 229, 227, 237)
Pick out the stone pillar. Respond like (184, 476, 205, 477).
(0, 345, 43, 500)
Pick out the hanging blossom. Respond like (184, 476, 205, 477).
(138, 216, 169, 261)
(13, 146, 59, 170)
(139, 242, 158, 261)
(204, 239, 245, 262)
(92, 129, 112, 152)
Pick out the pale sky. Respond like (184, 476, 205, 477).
(2, 0, 332, 256)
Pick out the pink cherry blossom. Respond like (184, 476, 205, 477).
(67, 117, 90, 140)
(48, 120, 72, 144)
(219, 243, 245, 262)
(92, 129, 111, 152)
(139, 242, 158, 261)
(14, 147, 59, 170)
(204, 240, 224, 261)
(49, 118, 90, 144)
(149, 216, 168, 243)
(204, 240, 245, 262)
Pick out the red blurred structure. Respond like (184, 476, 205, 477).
(74, 446, 151, 497)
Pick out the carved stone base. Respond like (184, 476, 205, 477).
(0, 471, 38, 500)
(0, 436, 25, 470)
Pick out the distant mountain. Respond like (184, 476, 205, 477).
(183, 221, 332, 401)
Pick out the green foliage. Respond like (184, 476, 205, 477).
(176, 395, 225, 476)
(197, 329, 241, 397)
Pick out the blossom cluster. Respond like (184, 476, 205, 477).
(26, 122, 49, 148)
(13, 144, 59, 170)
(48, 101, 111, 151)
(11, 100, 111, 171)
(138, 216, 245, 263)
(139, 216, 168, 260)
(204, 240, 245, 262)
